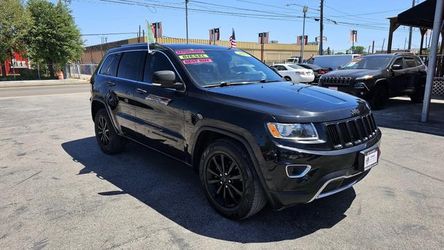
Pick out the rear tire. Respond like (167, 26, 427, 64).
(284, 76, 292, 81)
(370, 84, 389, 110)
(199, 139, 266, 220)
(94, 109, 125, 154)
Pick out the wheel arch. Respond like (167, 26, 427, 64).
(190, 126, 275, 206)
(91, 99, 106, 121)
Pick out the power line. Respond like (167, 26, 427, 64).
(79, 0, 398, 31)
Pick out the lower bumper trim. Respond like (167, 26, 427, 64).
(307, 169, 370, 203)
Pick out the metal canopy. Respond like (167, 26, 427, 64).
(397, 0, 437, 29)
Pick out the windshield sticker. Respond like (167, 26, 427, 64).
(235, 51, 251, 57)
(175, 49, 205, 55)
(182, 58, 213, 64)
(178, 54, 209, 60)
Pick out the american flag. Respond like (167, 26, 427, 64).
(229, 29, 237, 48)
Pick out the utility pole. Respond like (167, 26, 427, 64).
(185, 0, 189, 43)
(381, 38, 385, 53)
(319, 0, 324, 55)
(372, 40, 375, 54)
(407, 0, 415, 51)
(300, 6, 308, 62)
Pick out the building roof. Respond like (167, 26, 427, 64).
(107, 42, 235, 54)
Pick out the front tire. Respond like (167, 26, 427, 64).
(199, 139, 266, 220)
(370, 84, 389, 110)
(284, 76, 292, 81)
(94, 109, 125, 154)
(409, 88, 424, 103)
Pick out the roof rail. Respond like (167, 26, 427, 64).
(393, 52, 415, 56)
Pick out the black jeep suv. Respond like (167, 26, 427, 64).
(90, 43, 381, 219)
(318, 53, 427, 109)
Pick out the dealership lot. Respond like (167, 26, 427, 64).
(0, 86, 443, 249)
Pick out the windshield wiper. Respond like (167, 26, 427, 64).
(204, 79, 280, 88)
(204, 81, 251, 88)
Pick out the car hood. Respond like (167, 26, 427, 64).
(205, 81, 369, 123)
(322, 69, 381, 78)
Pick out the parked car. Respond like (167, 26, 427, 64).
(285, 56, 301, 64)
(298, 63, 330, 83)
(307, 54, 361, 70)
(270, 63, 315, 83)
(91, 43, 381, 219)
(318, 53, 427, 109)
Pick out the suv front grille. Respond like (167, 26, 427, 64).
(320, 76, 354, 86)
(325, 114, 378, 149)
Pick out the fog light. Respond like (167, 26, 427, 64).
(285, 165, 311, 178)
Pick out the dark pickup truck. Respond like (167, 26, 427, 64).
(90, 43, 381, 219)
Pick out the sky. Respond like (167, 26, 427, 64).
(65, 0, 426, 53)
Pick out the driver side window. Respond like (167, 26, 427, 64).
(392, 58, 403, 69)
(143, 52, 176, 83)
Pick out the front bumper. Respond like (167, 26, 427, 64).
(260, 133, 381, 209)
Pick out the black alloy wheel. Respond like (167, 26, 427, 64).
(94, 109, 125, 154)
(199, 139, 266, 220)
(205, 152, 245, 208)
(97, 115, 110, 146)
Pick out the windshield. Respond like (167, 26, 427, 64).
(175, 49, 282, 87)
(288, 64, 305, 70)
(342, 56, 392, 70)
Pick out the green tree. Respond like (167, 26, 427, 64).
(0, 0, 32, 78)
(26, 0, 83, 77)
(350, 46, 365, 54)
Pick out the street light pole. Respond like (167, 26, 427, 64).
(300, 6, 308, 62)
(185, 0, 189, 44)
(319, 0, 324, 55)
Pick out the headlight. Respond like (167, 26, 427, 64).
(267, 122, 323, 143)
(355, 75, 374, 81)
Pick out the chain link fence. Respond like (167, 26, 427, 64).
(65, 63, 98, 80)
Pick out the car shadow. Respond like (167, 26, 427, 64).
(372, 97, 444, 137)
(61, 137, 356, 243)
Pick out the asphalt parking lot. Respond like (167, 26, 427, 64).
(0, 85, 443, 249)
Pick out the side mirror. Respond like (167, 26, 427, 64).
(392, 64, 402, 70)
(153, 70, 183, 89)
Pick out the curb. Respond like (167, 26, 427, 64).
(0, 79, 89, 89)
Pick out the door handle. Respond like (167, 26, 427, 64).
(107, 81, 116, 87)
(136, 88, 147, 94)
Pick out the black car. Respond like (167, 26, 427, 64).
(90, 43, 381, 219)
(318, 53, 427, 109)
(298, 63, 330, 83)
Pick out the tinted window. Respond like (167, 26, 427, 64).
(99, 54, 120, 76)
(117, 51, 146, 81)
(393, 58, 403, 69)
(415, 57, 423, 66)
(144, 52, 176, 83)
(404, 57, 417, 68)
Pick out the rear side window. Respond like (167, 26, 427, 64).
(117, 51, 147, 81)
(99, 54, 120, 76)
(404, 57, 417, 68)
